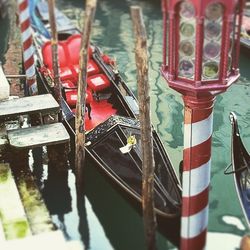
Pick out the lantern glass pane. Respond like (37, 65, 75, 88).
(205, 3, 223, 21)
(202, 3, 224, 80)
(204, 42, 221, 59)
(205, 22, 221, 39)
(179, 59, 194, 77)
(180, 2, 195, 18)
(203, 61, 219, 78)
(179, 40, 195, 57)
(180, 22, 195, 37)
(178, 1, 196, 80)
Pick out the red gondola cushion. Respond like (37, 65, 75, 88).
(65, 89, 93, 108)
(62, 80, 75, 88)
(42, 42, 74, 81)
(66, 34, 93, 64)
(72, 59, 100, 77)
(42, 34, 95, 83)
(87, 74, 111, 92)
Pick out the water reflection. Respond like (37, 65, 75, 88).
(32, 148, 90, 247)
(84, 160, 176, 250)
(52, 0, 250, 247)
(1, 0, 250, 248)
(76, 194, 90, 249)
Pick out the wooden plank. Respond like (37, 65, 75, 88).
(14, 170, 54, 234)
(8, 123, 70, 149)
(0, 163, 31, 240)
(0, 94, 59, 121)
(2, 231, 72, 250)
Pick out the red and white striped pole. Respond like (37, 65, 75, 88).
(18, 0, 38, 95)
(181, 95, 214, 250)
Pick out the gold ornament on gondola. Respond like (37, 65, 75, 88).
(119, 135, 137, 154)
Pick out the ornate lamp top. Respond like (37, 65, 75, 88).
(161, 0, 245, 97)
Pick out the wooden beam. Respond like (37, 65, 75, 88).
(0, 94, 59, 121)
(47, 0, 62, 111)
(13, 170, 55, 234)
(75, 0, 97, 191)
(131, 6, 157, 250)
(8, 123, 69, 149)
(0, 163, 31, 240)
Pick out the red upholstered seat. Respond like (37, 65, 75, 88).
(42, 42, 74, 81)
(65, 89, 93, 108)
(72, 59, 100, 76)
(66, 34, 93, 63)
(87, 74, 111, 92)
(66, 34, 82, 65)
(61, 80, 76, 89)
(66, 34, 95, 78)
(42, 35, 96, 84)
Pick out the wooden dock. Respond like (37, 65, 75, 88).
(0, 163, 83, 250)
(0, 93, 81, 249)
(0, 94, 70, 151)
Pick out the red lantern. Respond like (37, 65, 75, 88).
(161, 0, 245, 97)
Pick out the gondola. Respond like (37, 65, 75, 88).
(28, 0, 182, 243)
(224, 112, 250, 228)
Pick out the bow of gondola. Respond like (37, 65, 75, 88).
(225, 112, 250, 228)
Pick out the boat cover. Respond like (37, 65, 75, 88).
(87, 74, 111, 92)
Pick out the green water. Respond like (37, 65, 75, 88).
(2, 0, 250, 249)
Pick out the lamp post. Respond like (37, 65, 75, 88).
(161, 0, 245, 249)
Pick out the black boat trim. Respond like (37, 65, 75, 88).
(228, 111, 250, 228)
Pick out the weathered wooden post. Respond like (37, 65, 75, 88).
(46, 0, 70, 172)
(161, 0, 245, 249)
(75, 0, 97, 191)
(131, 6, 157, 250)
(47, 0, 62, 112)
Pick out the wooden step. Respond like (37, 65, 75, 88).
(14, 168, 54, 235)
(0, 94, 59, 121)
(0, 163, 31, 240)
(1, 231, 82, 250)
(7, 123, 70, 149)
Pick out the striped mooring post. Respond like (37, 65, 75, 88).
(18, 0, 38, 95)
(181, 96, 214, 249)
(161, 0, 245, 249)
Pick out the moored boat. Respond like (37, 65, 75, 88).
(225, 112, 250, 228)
(240, 4, 250, 52)
(28, 0, 182, 244)
(241, 15, 250, 51)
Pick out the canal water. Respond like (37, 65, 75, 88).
(1, 0, 250, 249)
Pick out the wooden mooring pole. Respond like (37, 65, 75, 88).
(130, 6, 157, 250)
(48, 0, 62, 113)
(75, 0, 97, 191)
